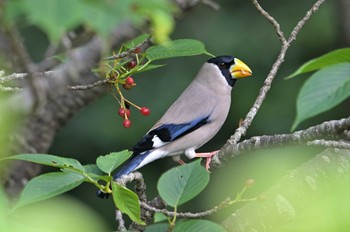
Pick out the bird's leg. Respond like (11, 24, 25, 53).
(172, 155, 186, 165)
(195, 150, 220, 172)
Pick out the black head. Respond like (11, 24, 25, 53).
(207, 55, 236, 87)
(207, 55, 252, 87)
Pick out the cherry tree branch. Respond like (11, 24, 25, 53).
(307, 139, 350, 149)
(225, 0, 326, 146)
(220, 116, 350, 163)
(115, 210, 127, 231)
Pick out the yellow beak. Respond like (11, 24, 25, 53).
(230, 58, 252, 79)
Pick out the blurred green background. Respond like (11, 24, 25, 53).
(2, 0, 350, 230)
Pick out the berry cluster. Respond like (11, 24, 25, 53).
(106, 46, 151, 128)
(117, 104, 150, 128)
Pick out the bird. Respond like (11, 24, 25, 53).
(114, 55, 252, 177)
(97, 55, 252, 198)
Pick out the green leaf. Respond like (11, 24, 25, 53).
(173, 220, 226, 232)
(96, 150, 132, 174)
(1, 154, 84, 171)
(83, 164, 109, 181)
(145, 39, 213, 61)
(153, 212, 168, 223)
(138, 64, 166, 73)
(14, 172, 85, 209)
(22, 0, 85, 41)
(131, 0, 177, 44)
(287, 48, 350, 79)
(292, 63, 350, 130)
(124, 33, 150, 49)
(81, 2, 125, 39)
(0, 185, 8, 213)
(145, 223, 169, 232)
(83, 164, 104, 176)
(111, 182, 145, 225)
(157, 160, 209, 207)
(150, 10, 174, 44)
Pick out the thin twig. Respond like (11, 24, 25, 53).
(202, 0, 220, 10)
(3, 25, 44, 110)
(0, 72, 27, 82)
(104, 36, 152, 60)
(0, 85, 22, 92)
(140, 198, 231, 218)
(221, 116, 350, 162)
(307, 139, 350, 149)
(0, 71, 54, 83)
(225, 0, 326, 146)
(68, 78, 111, 90)
(287, 0, 326, 43)
(251, 0, 286, 44)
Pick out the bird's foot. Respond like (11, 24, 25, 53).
(178, 159, 186, 165)
(195, 150, 220, 172)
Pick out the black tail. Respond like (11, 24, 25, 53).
(97, 151, 150, 199)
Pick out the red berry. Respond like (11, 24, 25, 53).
(122, 83, 133, 90)
(118, 108, 131, 118)
(125, 77, 134, 85)
(118, 108, 125, 117)
(133, 47, 141, 54)
(140, 107, 150, 116)
(128, 60, 137, 69)
(123, 119, 131, 128)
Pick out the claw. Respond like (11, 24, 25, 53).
(195, 150, 219, 172)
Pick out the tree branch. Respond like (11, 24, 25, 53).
(307, 139, 350, 149)
(226, 0, 326, 145)
(219, 116, 350, 163)
(140, 198, 231, 219)
(115, 210, 127, 231)
(4, 23, 141, 196)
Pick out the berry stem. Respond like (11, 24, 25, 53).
(123, 97, 141, 110)
(137, 60, 152, 72)
(136, 53, 140, 65)
(115, 83, 128, 111)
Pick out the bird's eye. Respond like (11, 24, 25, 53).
(218, 63, 226, 68)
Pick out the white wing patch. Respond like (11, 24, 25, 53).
(152, 135, 168, 148)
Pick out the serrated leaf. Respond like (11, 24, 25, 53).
(1, 154, 84, 171)
(157, 159, 209, 207)
(287, 48, 350, 79)
(111, 182, 145, 225)
(14, 172, 84, 210)
(292, 63, 350, 130)
(173, 219, 226, 232)
(96, 150, 132, 174)
(145, 39, 213, 61)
